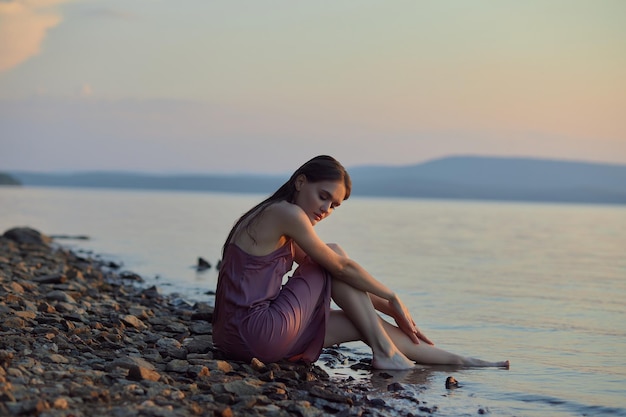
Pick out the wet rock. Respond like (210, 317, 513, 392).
(445, 376, 460, 389)
(142, 285, 163, 299)
(368, 397, 386, 407)
(50, 234, 90, 240)
(120, 271, 144, 282)
(387, 382, 405, 391)
(309, 385, 353, 404)
(196, 257, 211, 271)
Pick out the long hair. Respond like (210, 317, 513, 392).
(222, 155, 351, 256)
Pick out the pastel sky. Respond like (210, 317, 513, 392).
(1, 0, 625, 174)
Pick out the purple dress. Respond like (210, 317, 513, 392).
(212, 240, 332, 364)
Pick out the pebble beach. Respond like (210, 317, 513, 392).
(0, 227, 436, 417)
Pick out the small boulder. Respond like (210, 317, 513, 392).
(445, 376, 459, 389)
(127, 365, 161, 382)
(3, 227, 51, 245)
(196, 257, 211, 271)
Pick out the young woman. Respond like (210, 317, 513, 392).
(212, 155, 509, 370)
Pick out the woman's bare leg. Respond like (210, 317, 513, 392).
(325, 309, 509, 368)
(323, 243, 508, 369)
(327, 279, 415, 370)
(323, 243, 413, 369)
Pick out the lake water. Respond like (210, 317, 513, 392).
(1, 186, 625, 416)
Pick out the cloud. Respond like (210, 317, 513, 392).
(0, 0, 72, 72)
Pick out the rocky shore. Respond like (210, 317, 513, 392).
(0, 227, 433, 417)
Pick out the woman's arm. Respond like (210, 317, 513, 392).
(278, 202, 395, 299)
(294, 241, 394, 314)
(369, 293, 395, 316)
(277, 202, 434, 345)
(369, 292, 435, 345)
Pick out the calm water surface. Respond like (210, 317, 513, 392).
(1, 186, 625, 416)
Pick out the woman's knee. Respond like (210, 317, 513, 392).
(331, 274, 363, 299)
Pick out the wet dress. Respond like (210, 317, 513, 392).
(212, 239, 332, 364)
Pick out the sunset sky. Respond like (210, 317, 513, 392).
(1, 0, 625, 174)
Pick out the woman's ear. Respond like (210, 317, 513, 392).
(294, 174, 306, 191)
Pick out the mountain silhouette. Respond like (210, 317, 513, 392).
(8, 156, 626, 204)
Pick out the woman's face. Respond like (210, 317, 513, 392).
(294, 176, 346, 226)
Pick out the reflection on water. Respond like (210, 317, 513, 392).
(319, 344, 516, 416)
(320, 345, 466, 389)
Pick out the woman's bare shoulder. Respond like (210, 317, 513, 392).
(232, 201, 301, 256)
(265, 201, 311, 234)
(268, 200, 304, 218)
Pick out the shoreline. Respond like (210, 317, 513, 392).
(0, 227, 438, 417)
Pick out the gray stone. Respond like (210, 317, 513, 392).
(3, 227, 51, 245)
(156, 337, 187, 359)
(223, 379, 263, 396)
(108, 356, 156, 371)
(48, 354, 70, 364)
(33, 274, 67, 284)
(186, 365, 209, 378)
(45, 290, 76, 304)
(183, 335, 213, 353)
(121, 314, 147, 330)
(189, 321, 212, 334)
(127, 365, 161, 382)
(165, 322, 188, 333)
(165, 359, 189, 373)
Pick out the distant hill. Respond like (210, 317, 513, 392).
(348, 156, 626, 204)
(10, 156, 626, 205)
(0, 172, 20, 185)
(10, 171, 283, 194)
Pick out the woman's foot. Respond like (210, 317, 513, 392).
(464, 358, 510, 368)
(372, 350, 416, 370)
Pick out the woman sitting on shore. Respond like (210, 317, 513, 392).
(212, 155, 509, 370)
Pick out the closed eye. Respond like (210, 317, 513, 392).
(319, 189, 342, 209)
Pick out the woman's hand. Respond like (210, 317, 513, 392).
(389, 294, 435, 345)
